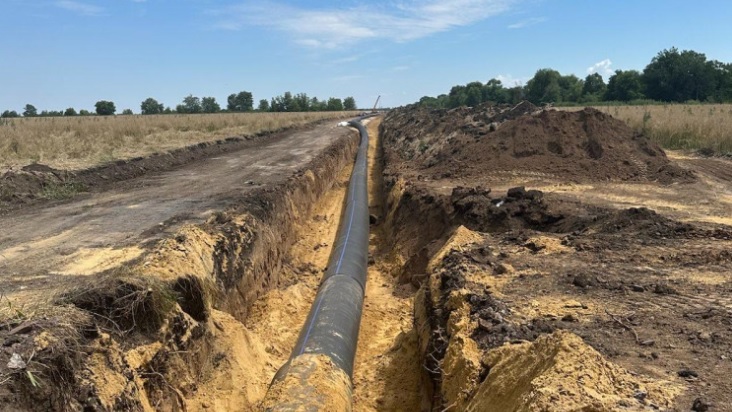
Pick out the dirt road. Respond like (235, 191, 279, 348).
(0, 121, 352, 303)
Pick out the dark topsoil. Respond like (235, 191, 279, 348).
(381, 102, 694, 184)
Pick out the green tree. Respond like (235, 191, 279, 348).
(177, 95, 202, 114)
(447, 85, 467, 108)
(121, 109, 134, 115)
(525, 69, 563, 104)
(23, 104, 38, 117)
(95, 100, 116, 115)
(558, 74, 583, 102)
(482, 79, 508, 103)
(293, 93, 310, 111)
(79, 109, 92, 116)
(582, 73, 607, 101)
(257, 99, 270, 111)
(1, 110, 20, 118)
(343, 96, 357, 110)
(201, 97, 221, 113)
(64, 107, 77, 116)
(710, 61, 732, 101)
(282, 92, 295, 111)
(606, 70, 644, 101)
(227, 91, 254, 112)
(326, 97, 344, 111)
(642, 48, 717, 102)
(310, 97, 327, 111)
(163, 107, 173, 114)
(141, 98, 164, 115)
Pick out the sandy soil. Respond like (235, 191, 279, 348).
(351, 119, 424, 411)
(0, 122, 351, 311)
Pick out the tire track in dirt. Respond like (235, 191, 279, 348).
(0, 122, 352, 304)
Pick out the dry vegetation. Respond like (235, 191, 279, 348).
(576, 104, 732, 155)
(0, 112, 354, 171)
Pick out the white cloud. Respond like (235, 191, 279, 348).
(209, 0, 520, 48)
(586, 59, 613, 77)
(507, 16, 546, 29)
(55, 0, 104, 16)
(494, 74, 528, 86)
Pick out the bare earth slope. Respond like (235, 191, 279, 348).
(0, 121, 351, 303)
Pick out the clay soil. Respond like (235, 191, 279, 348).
(380, 103, 732, 411)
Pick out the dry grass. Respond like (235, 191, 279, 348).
(563, 104, 732, 155)
(0, 112, 355, 171)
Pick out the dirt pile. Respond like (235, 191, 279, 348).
(468, 330, 682, 411)
(381, 104, 694, 183)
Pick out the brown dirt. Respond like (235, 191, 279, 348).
(0, 119, 336, 210)
(380, 105, 732, 411)
(382, 103, 695, 184)
(0, 119, 361, 411)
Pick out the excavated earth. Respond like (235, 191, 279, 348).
(379, 103, 732, 411)
(2, 104, 732, 412)
(0, 120, 363, 411)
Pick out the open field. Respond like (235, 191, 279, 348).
(561, 104, 732, 155)
(0, 112, 355, 171)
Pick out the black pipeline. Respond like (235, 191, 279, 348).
(263, 119, 370, 411)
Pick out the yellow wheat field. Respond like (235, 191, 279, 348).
(564, 104, 732, 155)
(0, 112, 355, 171)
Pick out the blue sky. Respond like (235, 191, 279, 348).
(2, 0, 731, 112)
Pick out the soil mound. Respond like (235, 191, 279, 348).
(467, 330, 682, 411)
(381, 104, 695, 184)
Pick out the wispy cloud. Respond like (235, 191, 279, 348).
(54, 0, 104, 16)
(209, 0, 520, 49)
(587, 59, 613, 76)
(392, 65, 410, 72)
(507, 16, 546, 29)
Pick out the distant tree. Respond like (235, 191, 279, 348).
(1, 110, 19, 118)
(121, 109, 134, 115)
(525, 69, 562, 104)
(227, 91, 254, 112)
(95, 100, 116, 116)
(177, 95, 202, 114)
(310, 97, 326, 111)
(642, 48, 717, 102)
(23, 104, 38, 117)
(64, 107, 77, 116)
(582, 73, 607, 101)
(257, 99, 270, 111)
(293, 93, 309, 111)
(141, 98, 164, 115)
(163, 107, 173, 114)
(710, 61, 732, 102)
(606, 70, 644, 101)
(343, 96, 357, 110)
(558, 74, 583, 102)
(482, 79, 508, 103)
(326, 97, 344, 111)
(79, 109, 92, 116)
(201, 97, 221, 113)
(282, 92, 295, 111)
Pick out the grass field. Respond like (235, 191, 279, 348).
(576, 104, 732, 155)
(0, 112, 355, 171)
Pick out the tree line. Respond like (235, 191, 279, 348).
(1, 91, 357, 118)
(416, 48, 732, 109)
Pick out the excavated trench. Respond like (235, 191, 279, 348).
(6, 111, 714, 411)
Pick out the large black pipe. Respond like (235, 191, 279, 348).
(263, 119, 371, 410)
